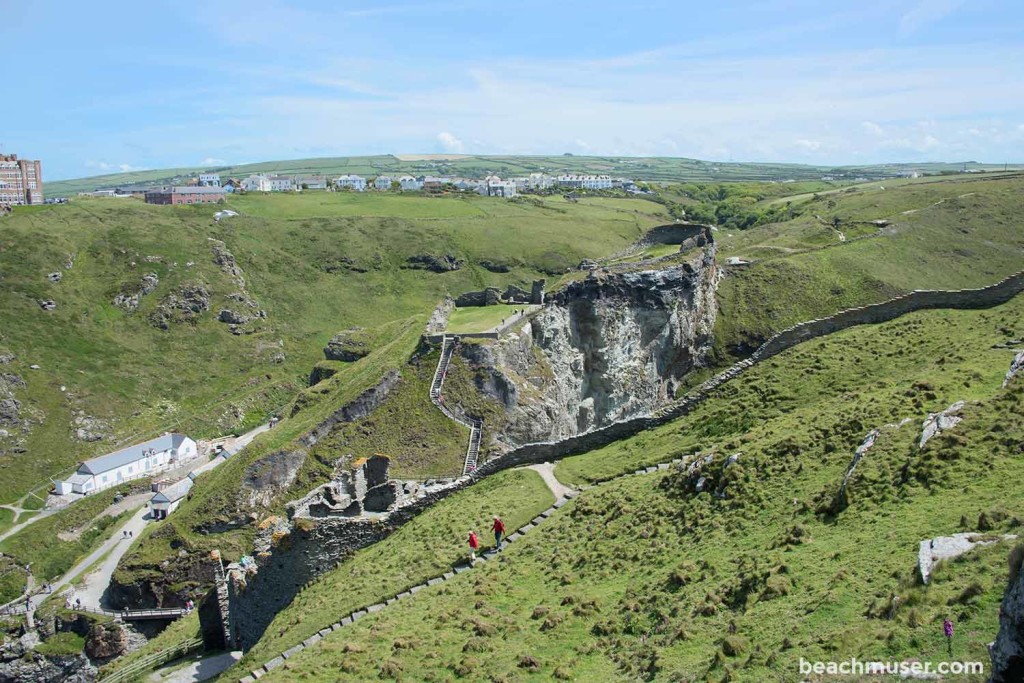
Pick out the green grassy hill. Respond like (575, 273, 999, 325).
(240, 288, 1024, 683)
(0, 192, 664, 507)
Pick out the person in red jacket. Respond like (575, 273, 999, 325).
(492, 516, 506, 548)
(468, 531, 480, 562)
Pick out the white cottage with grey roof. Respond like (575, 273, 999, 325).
(53, 433, 198, 495)
(151, 476, 194, 519)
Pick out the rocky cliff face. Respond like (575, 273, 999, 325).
(989, 546, 1024, 682)
(467, 233, 717, 446)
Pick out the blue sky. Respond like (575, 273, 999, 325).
(5, 0, 1024, 179)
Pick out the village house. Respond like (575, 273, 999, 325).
(53, 433, 198, 495)
(150, 476, 194, 519)
(198, 173, 221, 187)
(295, 175, 327, 190)
(527, 172, 555, 190)
(374, 175, 393, 190)
(422, 176, 447, 193)
(480, 175, 516, 198)
(144, 186, 225, 205)
(556, 174, 613, 190)
(334, 174, 367, 191)
(268, 175, 296, 192)
(398, 175, 422, 191)
(242, 174, 272, 192)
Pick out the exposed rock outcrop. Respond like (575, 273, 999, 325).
(466, 231, 717, 445)
(405, 254, 464, 273)
(149, 283, 211, 329)
(323, 329, 371, 362)
(919, 401, 964, 448)
(113, 272, 159, 312)
(988, 545, 1024, 682)
(1005, 349, 1024, 388)
(210, 238, 245, 289)
(84, 622, 128, 661)
(0, 632, 95, 683)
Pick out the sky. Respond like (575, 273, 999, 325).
(4, 0, 1024, 180)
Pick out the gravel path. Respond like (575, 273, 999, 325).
(525, 462, 574, 500)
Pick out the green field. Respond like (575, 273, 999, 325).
(251, 291, 1024, 682)
(446, 305, 528, 334)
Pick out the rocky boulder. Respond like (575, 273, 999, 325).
(989, 545, 1024, 682)
(84, 622, 127, 660)
(149, 283, 211, 330)
(919, 401, 964, 448)
(405, 254, 464, 273)
(323, 329, 371, 362)
(113, 272, 160, 312)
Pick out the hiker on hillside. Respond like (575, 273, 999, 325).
(943, 617, 954, 656)
(467, 531, 480, 562)
(492, 516, 506, 548)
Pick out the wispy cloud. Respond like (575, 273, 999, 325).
(199, 157, 226, 166)
(900, 0, 963, 34)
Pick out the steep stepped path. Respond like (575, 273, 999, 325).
(239, 459, 678, 682)
(429, 334, 483, 475)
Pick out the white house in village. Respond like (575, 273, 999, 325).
(556, 174, 613, 190)
(268, 175, 295, 192)
(374, 176, 393, 190)
(53, 433, 198, 495)
(480, 175, 517, 198)
(398, 175, 422, 191)
(334, 175, 367, 191)
(294, 175, 327, 190)
(198, 173, 221, 187)
(242, 174, 272, 192)
(150, 476, 194, 519)
(527, 172, 555, 190)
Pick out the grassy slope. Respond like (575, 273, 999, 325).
(256, 293, 1024, 683)
(713, 174, 1024, 353)
(225, 467, 554, 679)
(0, 193, 663, 505)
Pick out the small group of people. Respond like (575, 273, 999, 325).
(467, 516, 506, 563)
(184, 598, 195, 613)
(121, 529, 134, 539)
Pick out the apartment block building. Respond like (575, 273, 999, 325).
(0, 154, 43, 205)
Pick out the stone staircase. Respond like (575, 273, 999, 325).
(428, 335, 483, 475)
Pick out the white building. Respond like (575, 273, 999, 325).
(374, 176, 393, 190)
(242, 174, 271, 192)
(199, 173, 221, 187)
(398, 175, 422, 191)
(556, 174, 613, 190)
(150, 476, 194, 519)
(334, 174, 367, 191)
(480, 175, 516, 198)
(527, 173, 555, 190)
(268, 175, 295, 192)
(53, 433, 198, 495)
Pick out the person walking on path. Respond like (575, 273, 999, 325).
(943, 617, 954, 657)
(492, 516, 506, 548)
(467, 531, 480, 563)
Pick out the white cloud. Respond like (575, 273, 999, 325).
(436, 131, 464, 153)
(199, 157, 226, 166)
(795, 139, 822, 152)
(862, 121, 884, 136)
(86, 160, 146, 173)
(900, 0, 963, 34)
